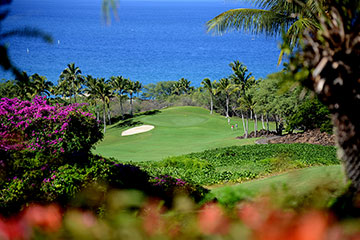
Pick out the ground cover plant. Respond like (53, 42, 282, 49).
(135, 144, 339, 186)
(95, 106, 263, 162)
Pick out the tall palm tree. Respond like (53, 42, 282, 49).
(229, 61, 256, 130)
(126, 80, 140, 116)
(84, 77, 113, 133)
(291, 0, 360, 191)
(179, 78, 193, 94)
(30, 73, 53, 97)
(229, 61, 255, 96)
(134, 80, 142, 98)
(110, 76, 129, 118)
(218, 78, 233, 118)
(207, 0, 327, 64)
(15, 71, 33, 100)
(84, 75, 101, 121)
(172, 81, 182, 95)
(201, 78, 217, 114)
(59, 63, 84, 103)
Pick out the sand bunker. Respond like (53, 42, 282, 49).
(121, 125, 155, 136)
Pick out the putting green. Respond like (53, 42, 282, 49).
(94, 106, 266, 162)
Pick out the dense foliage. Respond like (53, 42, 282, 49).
(136, 144, 339, 186)
(286, 98, 332, 133)
(0, 97, 207, 215)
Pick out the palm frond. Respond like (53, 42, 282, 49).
(207, 8, 294, 36)
(285, 17, 318, 47)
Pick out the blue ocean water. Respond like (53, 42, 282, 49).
(1, 0, 281, 86)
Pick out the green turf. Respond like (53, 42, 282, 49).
(211, 165, 345, 206)
(95, 106, 266, 162)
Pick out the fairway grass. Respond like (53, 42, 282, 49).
(95, 106, 264, 162)
(211, 165, 345, 205)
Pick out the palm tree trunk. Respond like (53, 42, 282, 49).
(254, 112, 257, 138)
(95, 103, 100, 122)
(108, 109, 111, 125)
(333, 113, 360, 191)
(275, 115, 279, 135)
(119, 97, 124, 118)
(210, 94, 213, 114)
(103, 101, 106, 133)
(261, 114, 266, 130)
(225, 94, 229, 118)
(130, 93, 133, 116)
(241, 110, 246, 136)
(245, 114, 249, 138)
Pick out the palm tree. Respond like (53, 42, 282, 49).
(84, 77, 113, 133)
(110, 76, 128, 118)
(172, 81, 182, 95)
(207, 0, 327, 64)
(229, 61, 255, 96)
(179, 78, 193, 94)
(15, 71, 34, 100)
(201, 78, 217, 114)
(84, 75, 101, 121)
(59, 63, 84, 103)
(134, 80, 142, 98)
(218, 78, 233, 118)
(291, 0, 360, 191)
(30, 74, 53, 97)
(126, 80, 141, 116)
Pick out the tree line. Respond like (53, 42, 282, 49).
(0, 61, 331, 135)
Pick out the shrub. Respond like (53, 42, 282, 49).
(286, 98, 333, 133)
(0, 96, 102, 156)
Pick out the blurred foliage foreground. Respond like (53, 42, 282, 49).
(1, 185, 360, 240)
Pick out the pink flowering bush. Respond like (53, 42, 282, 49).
(0, 96, 102, 156)
(0, 97, 103, 215)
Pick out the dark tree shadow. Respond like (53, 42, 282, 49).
(111, 119, 143, 129)
(110, 109, 161, 125)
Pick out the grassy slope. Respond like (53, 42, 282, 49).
(95, 106, 262, 162)
(211, 165, 345, 205)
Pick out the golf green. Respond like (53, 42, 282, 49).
(94, 106, 262, 162)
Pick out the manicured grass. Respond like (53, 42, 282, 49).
(210, 165, 345, 207)
(95, 106, 265, 162)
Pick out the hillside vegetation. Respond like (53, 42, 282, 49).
(136, 143, 339, 186)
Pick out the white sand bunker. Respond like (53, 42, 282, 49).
(121, 125, 155, 136)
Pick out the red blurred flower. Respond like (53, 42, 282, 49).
(0, 216, 28, 240)
(238, 200, 331, 240)
(198, 203, 230, 235)
(141, 199, 165, 236)
(24, 204, 62, 232)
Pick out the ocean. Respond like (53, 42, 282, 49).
(1, 0, 281, 86)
